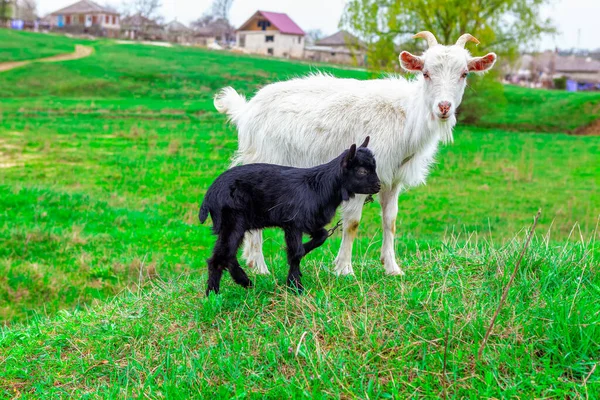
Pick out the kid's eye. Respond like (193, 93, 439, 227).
(356, 167, 368, 176)
(423, 72, 430, 79)
(461, 71, 468, 79)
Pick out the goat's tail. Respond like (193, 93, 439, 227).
(199, 201, 210, 224)
(214, 87, 247, 123)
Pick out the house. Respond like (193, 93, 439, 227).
(509, 51, 600, 90)
(304, 30, 366, 66)
(193, 18, 235, 48)
(236, 10, 305, 58)
(120, 13, 162, 40)
(48, 0, 120, 37)
(164, 20, 191, 44)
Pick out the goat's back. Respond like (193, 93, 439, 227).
(225, 74, 441, 186)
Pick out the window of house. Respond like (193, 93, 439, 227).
(79, 15, 85, 24)
(112, 16, 116, 24)
(331, 52, 336, 56)
(239, 34, 246, 47)
(65, 15, 71, 24)
(267, 48, 274, 55)
(105, 15, 109, 23)
(92, 15, 97, 24)
(257, 20, 271, 31)
(265, 35, 274, 42)
(298, 37, 301, 44)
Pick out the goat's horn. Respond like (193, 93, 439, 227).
(413, 31, 438, 47)
(455, 33, 480, 48)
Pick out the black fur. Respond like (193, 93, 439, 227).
(199, 137, 380, 295)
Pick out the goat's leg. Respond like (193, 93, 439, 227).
(242, 230, 270, 275)
(284, 229, 305, 293)
(206, 234, 229, 296)
(303, 228, 328, 255)
(334, 194, 367, 276)
(226, 228, 253, 288)
(379, 185, 405, 275)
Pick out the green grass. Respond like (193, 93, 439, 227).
(0, 31, 599, 397)
(0, 29, 84, 63)
(478, 85, 600, 132)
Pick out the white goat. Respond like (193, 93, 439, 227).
(214, 31, 497, 276)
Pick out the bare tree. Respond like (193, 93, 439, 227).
(306, 29, 323, 45)
(16, 0, 37, 20)
(211, 0, 233, 21)
(126, 0, 161, 19)
(191, 14, 213, 29)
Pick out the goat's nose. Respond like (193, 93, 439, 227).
(438, 101, 451, 115)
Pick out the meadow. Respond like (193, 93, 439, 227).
(0, 30, 598, 397)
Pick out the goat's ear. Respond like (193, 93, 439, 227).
(341, 188, 350, 201)
(359, 136, 370, 148)
(341, 144, 357, 169)
(468, 53, 497, 73)
(399, 51, 424, 72)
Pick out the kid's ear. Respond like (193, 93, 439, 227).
(341, 144, 357, 169)
(359, 136, 370, 148)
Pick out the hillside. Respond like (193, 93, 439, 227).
(0, 31, 598, 397)
(1, 30, 599, 133)
(0, 29, 86, 63)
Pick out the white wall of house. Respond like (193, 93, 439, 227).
(51, 13, 120, 29)
(237, 31, 304, 58)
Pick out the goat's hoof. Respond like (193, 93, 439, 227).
(382, 258, 405, 276)
(333, 260, 355, 276)
(247, 259, 271, 275)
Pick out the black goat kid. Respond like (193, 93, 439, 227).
(199, 137, 380, 295)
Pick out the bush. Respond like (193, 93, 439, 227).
(553, 76, 567, 90)
(458, 70, 507, 125)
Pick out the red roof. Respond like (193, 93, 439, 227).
(239, 10, 305, 36)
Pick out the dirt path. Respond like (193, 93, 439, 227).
(0, 45, 93, 73)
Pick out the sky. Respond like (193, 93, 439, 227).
(38, 0, 600, 51)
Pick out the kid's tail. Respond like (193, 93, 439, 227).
(199, 202, 209, 224)
(213, 87, 247, 123)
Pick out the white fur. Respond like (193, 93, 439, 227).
(214, 41, 496, 276)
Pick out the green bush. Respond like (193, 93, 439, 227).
(553, 76, 567, 90)
(458, 70, 507, 125)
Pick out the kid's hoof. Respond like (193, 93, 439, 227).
(287, 279, 305, 294)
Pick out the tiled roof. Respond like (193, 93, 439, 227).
(316, 30, 363, 47)
(239, 10, 304, 36)
(50, 0, 119, 15)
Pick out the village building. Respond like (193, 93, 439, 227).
(510, 51, 600, 91)
(120, 13, 162, 40)
(164, 20, 191, 43)
(235, 10, 305, 58)
(304, 30, 366, 66)
(192, 18, 235, 48)
(48, 0, 120, 37)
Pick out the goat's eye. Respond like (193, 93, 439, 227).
(423, 72, 430, 79)
(461, 72, 468, 79)
(356, 167, 368, 176)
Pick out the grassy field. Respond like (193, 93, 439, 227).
(0, 30, 599, 397)
(0, 30, 84, 63)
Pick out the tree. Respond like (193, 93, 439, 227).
(0, 0, 12, 24)
(210, 0, 233, 21)
(124, 0, 161, 20)
(341, 0, 556, 70)
(16, 0, 37, 21)
(305, 29, 323, 45)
